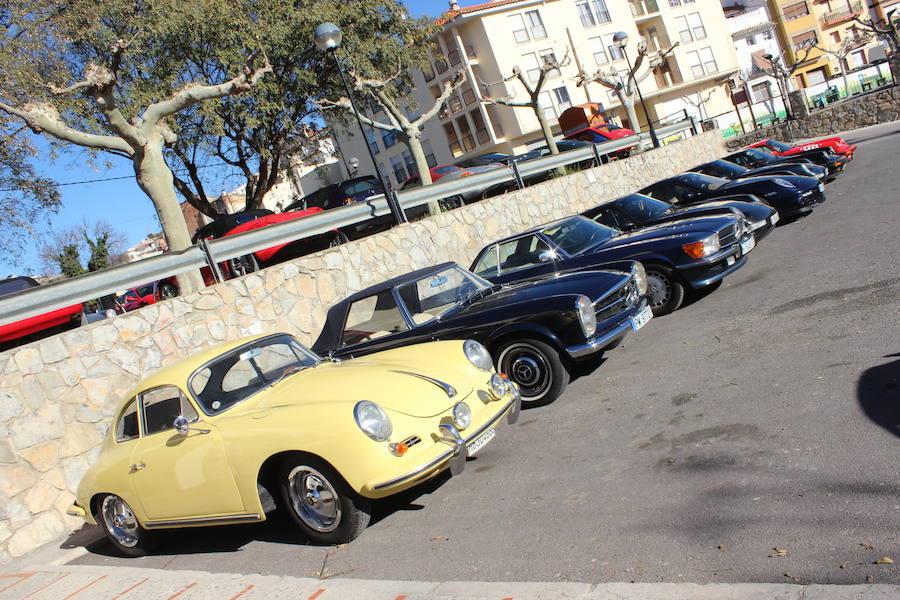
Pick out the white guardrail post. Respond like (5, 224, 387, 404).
(0, 121, 693, 326)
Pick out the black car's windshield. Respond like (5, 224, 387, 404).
(766, 140, 792, 152)
(541, 217, 617, 255)
(678, 172, 727, 191)
(396, 265, 491, 323)
(188, 334, 320, 415)
(704, 160, 747, 178)
(741, 148, 777, 164)
(616, 194, 670, 221)
(340, 178, 380, 196)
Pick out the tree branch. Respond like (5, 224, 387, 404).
(0, 101, 134, 153)
(415, 72, 465, 124)
(142, 50, 272, 125)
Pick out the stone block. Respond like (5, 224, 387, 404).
(7, 499, 29, 525)
(12, 403, 64, 449)
(62, 456, 90, 493)
(0, 464, 37, 498)
(6, 511, 65, 558)
(13, 348, 43, 375)
(91, 323, 119, 352)
(195, 293, 224, 311)
(58, 422, 102, 458)
(38, 336, 69, 364)
(19, 442, 58, 472)
(107, 346, 142, 376)
(0, 389, 24, 422)
(23, 481, 57, 514)
(0, 438, 15, 464)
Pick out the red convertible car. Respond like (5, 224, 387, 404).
(0, 276, 82, 347)
(746, 137, 856, 161)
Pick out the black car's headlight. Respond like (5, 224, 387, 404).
(773, 178, 795, 189)
(576, 295, 597, 338)
(631, 262, 648, 295)
(464, 339, 493, 371)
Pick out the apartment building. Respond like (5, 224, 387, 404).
(812, 0, 885, 71)
(331, 0, 740, 187)
(722, 0, 787, 104)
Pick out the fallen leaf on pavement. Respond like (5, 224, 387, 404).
(839, 563, 848, 569)
(717, 545, 727, 551)
(783, 573, 800, 582)
(860, 542, 876, 550)
(874, 557, 893, 564)
(430, 535, 448, 542)
(769, 547, 788, 558)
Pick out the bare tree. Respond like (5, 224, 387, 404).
(480, 52, 571, 155)
(578, 43, 677, 132)
(814, 34, 873, 94)
(318, 63, 465, 206)
(0, 2, 273, 292)
(851, 14, 900, 80)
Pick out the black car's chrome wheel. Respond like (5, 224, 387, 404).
(279, 456, 370, 545)
(496, 339, 569, 407)
(328, 231, 350, 248)
(229, 254, 259, 277)
(97, 494, 156, 557)
(157, 281, 178, 300)
(645, 265, 684, 316)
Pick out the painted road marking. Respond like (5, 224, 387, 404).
(306, 591, 326, 600)
(18, 573, 69, 600)
(0, 574, 34, 594)
(165, 582, 196, 600)
(228, 585, 255, 600)
(108, 577, 149, 600)
(62, 575, 106, 599)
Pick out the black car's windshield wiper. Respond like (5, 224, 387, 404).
(459, 284, 500, 307)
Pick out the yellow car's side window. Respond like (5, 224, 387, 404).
(140, 386, 198, 436)
(115, 398, 139, 443)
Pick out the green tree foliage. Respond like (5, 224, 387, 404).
(54, 244, 87, 279)
(0, 0, 272, 291)
(168, 0, 442, 215)
(0, 116, 62, 264)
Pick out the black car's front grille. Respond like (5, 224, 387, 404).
(718, 224, 737, 246)
(594, 279, 636, 322)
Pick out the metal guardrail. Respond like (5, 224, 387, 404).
(0, 120, 695, 327)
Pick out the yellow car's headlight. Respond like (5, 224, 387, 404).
(354, 401, 392, 441)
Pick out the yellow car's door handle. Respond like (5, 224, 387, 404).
(129, 462, 146, 473)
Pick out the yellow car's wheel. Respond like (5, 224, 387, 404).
(279, 456, 370, 545)
(97, 494, 157, 557)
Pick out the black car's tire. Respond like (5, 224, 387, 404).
(439, 195, 465, 211)
(158, 281, 179, 300)
(229, 254, 259, 277)
(96, 494, 157, 557)
(329, 231, 350, 248)
(279, 455, 371, 545)
(645, 264, 685, 316)
(495, 338, 569, 407)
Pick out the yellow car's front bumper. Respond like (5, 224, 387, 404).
(364, 391, 521, 496)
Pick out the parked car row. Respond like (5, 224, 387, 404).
(64, 134, 856, 557)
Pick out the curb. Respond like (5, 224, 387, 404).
(0, 565, 898, 600)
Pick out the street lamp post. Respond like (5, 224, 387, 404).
(763, 53, 792, 120)
(314, 22, 407, 224)
(613, 31, 660, 149)
(348, 156, 360, 177)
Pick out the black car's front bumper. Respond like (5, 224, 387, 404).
(774, 186, 827, 217)
(678, 233, 757, 288)
(565, 298, 652, 359)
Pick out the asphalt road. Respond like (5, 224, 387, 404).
(69, 122, 900, 585)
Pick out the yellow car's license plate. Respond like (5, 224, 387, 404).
(468, 428, 495, 455)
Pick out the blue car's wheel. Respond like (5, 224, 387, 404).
(645, 264, 684, 316)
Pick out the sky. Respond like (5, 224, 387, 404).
(1, 0, 461, 278)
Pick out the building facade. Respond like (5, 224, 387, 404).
(332, 0, 740, 187)
(723, 0, 788, 106)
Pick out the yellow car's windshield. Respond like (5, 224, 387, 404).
(188, 334, 320, 415)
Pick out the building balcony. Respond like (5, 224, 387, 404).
(820, 1, 863, 27)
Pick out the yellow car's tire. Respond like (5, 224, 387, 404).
(96, 494, 157, 557)
(279, 456, 371, 545)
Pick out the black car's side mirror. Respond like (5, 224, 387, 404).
(538, 251, 557, 262)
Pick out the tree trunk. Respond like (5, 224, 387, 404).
(534, 106, 558, 154)
(406, 133, 441, 215)
(838, 57, 849, 97)
(621, 93, 640, 133)
(133, 135, 203, 294)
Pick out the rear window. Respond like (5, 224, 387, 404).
(0, 278, 37, 297)
(340, 179, 380, 196)
(433, 166, 459, 175)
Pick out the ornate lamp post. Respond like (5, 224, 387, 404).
(314, 23, 407, 224)
(613, 31, 660, 149)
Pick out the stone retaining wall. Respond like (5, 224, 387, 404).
(725, 85, 900, 150)
(0, 130, 726, 560)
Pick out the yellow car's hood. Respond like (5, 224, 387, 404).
(257, 341, 482, 418)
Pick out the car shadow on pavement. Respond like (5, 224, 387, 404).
(844, 126, 900, 146)
(857, 353, 899, 439)
(61, 472, 455, 558)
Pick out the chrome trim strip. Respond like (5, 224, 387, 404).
(389, 370, 457, 398)
(372, 396, 516, 491)
(144, 513, 263, 529)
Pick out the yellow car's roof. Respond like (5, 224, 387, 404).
(127, 332, 284, 398)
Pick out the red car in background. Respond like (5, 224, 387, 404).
(117, 278, 180, 312)
(192, 207, 346, 275)
(747, 137, 857, 161)
(562, 125, 637, 159)
(0, 276, 83, 347)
